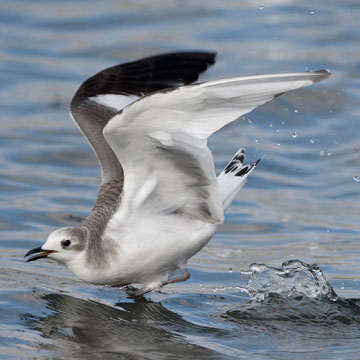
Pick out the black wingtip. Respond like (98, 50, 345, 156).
(254, 157, 262, 166)
(72, 50, 218, 101)
(308, 69, 332, 82)
(235, 157, 262, 177)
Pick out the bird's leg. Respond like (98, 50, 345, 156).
(164, 269, 191, 285)
(133, 286, 152, 297)
(131, 269, 191, 297)
(111, 283, 130, 288)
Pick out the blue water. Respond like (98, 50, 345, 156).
(1, 0, 360, 358)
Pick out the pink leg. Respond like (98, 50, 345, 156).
(134, 287, 152, 297)
(132, 269, 191, 297)
(111, 283, 130, 288)
(164, 269, 191, 285)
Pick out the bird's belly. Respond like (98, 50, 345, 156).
(77, 217, 217, 286)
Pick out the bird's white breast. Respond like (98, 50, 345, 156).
(75, 213, 217, 287)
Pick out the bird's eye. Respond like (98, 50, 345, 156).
(61, 239, 71, 248)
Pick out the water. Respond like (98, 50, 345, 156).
(1, 0, 360, 358)
(246, 260, 338, 301)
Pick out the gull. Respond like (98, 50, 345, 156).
(25, 52, 331, 296)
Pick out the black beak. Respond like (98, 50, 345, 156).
(24, 246, 57, 262)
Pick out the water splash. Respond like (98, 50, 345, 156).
(245, 260, 338, 302)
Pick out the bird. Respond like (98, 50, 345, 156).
(25, 51, 331, 296)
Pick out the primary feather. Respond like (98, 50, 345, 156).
(218, 148, 261, 211)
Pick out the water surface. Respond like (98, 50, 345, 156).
(1, 0, 360, 358)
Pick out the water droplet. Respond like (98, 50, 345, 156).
(353, 176, 360, 182)
(294, 109, 299, 113)
(247, 119, 252, 123)
(254, 139, 259, 144)
(249, 263, 262, 272)
(269, 123, 273, 128)
(259, 5, 264, 10)
(320, 151, 325, 156)
(277, 143, 281, 147)
(326, 229, 330, 233)
(327, 152, 332, 156)
(282, 121, 285, 125)
(310, 11, 315, 14)
(246, 261, 337, 301)
(276, 129, 280, 133)
(309, 139, 315, 144)
(291, 132, 298, 138)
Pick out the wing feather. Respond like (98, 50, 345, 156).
(104, 70, 331, 224)
(70, 51, 217, 184)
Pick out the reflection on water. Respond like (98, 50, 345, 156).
(22, 293, 227, 360)
(20, 288, 360, 360)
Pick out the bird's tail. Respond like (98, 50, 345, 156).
(217, 148, 261, 211)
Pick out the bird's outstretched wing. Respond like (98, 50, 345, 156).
(104, 70, 331, 224)
(70, 51, 216, 184)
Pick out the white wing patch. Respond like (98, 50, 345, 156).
(89, 94, 140, 111)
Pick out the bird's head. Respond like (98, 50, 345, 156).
(25, 227, 88, 265)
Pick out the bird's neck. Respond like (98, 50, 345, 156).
(84, 179, 123, 266)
